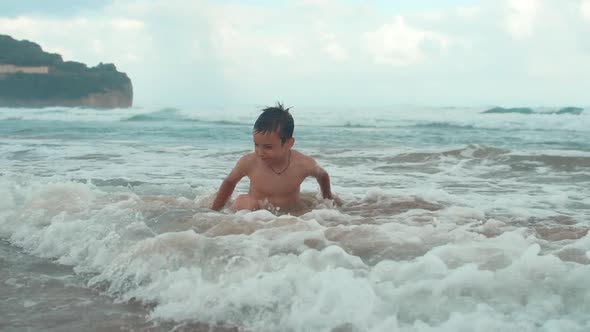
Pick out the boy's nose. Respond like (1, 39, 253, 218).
(255, 149, 264, 157)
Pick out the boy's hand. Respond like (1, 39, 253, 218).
(331, 194, 343, 207)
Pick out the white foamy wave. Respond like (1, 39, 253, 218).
(1, 178, 589, 331)
(0, 107, 160, 122)
(2, 101, 589, 331)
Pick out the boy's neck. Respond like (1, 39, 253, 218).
(269, 150, 292, 174)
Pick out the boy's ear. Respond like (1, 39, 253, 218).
(286, 137, 295, 148)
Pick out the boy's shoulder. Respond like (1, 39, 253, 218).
(239, 152, 258, 163)
(291, 149, 318, 167)
(292, 149, 316, 158)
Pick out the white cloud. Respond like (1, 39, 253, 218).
(91, 39, 104, 56)
(324, 42, 348, 61)
(414, 11, 445, 22)
(268, 44, 294, 58)
(1, 0, 589, 106)
(581, 0, 590, 21)
(110, 18, 144, 31)
(364, 16, 450, 66)
(0, 15, 148, 64)
(505, 0, 538, 39)
(455, 6, 483, 19)
(0, 16, 27, 29)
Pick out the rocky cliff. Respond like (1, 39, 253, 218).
(0, 35, 133, 108)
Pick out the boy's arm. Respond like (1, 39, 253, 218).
(310, 162, 334, 200)
(211, 156, 249, 210)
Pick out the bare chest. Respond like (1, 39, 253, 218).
(248, 166, 307, 197)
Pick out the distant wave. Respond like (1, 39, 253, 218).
(207, 120, 249, 126)
(483, 107, 534, 114)
(408, 122, 476, 130)
(320, 122, 378, 129)
(482, 106, 584, 115)
(123, 108, 181, 122)
(555, 107, 584, 115)
(385, 144, 590, 167)
(122, 108, 248, 126)
(395, 144, 510, 160)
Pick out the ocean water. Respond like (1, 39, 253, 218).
(1, 105, 589, 332)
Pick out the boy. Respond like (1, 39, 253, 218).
(211, 103, 335, 212)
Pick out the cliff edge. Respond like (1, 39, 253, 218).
(0, 35, 133, 108)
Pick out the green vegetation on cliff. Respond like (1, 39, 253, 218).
(0, 34, 133, 108)
(0, 35, 62, 66)
(1, 62, 131, 100)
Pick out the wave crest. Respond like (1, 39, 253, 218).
(483, 106, 584, 115)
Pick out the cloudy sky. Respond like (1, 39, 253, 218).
(1, 0, 590, 108)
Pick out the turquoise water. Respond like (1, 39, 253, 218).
(2, 107, 589, 150)
(1, 106, 589, 331)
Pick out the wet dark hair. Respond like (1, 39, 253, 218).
(253, 102, 294, 144)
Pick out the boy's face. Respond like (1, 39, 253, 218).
(253, 130, 293, 164)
